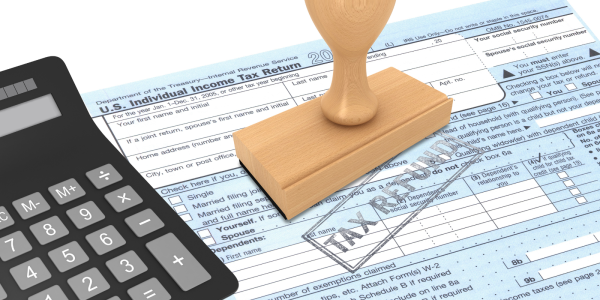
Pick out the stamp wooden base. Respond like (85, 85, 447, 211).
(233, 68, 453, 219)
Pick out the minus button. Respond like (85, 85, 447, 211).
(125, 209, 164, 237)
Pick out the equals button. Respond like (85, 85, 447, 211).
(125, 209, 164, 237)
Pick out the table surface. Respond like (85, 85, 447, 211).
(0, 0, 597, 94)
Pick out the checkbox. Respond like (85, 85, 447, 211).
(180, 213, 193, 222)
(169, 196, 183, 204)
(557, 172, 568, 179)
(576, 196, 587, 203)
(203, 237, 216, 245)
(530, 92, 542, 100)
(570, 188, 581, 195)
(565, 83, 577, 91)
(197, 229, 212, 238)
(563, 180, 574, 187)
(173, 204, 188, 213)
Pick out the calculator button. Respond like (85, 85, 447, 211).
(105, 186, 143, 212)
(86, 164, 123, 189)
(146, 233, 211, 291)
(107, 297, 121, 300)
(0, 206, 15, 231)
(128, 278, 171, 300)
(66, 201, 105, 229)
(105, 250, 148, 282)
(48, 178, 86, 205)
(125, 209, 164, 237)
(12, 192, 51, 220)
(48, 241, 89, 272)
(30, 216, 69, 245)
(28, 285, 68, 300)
(0, 283, 6, 300)
(67, 268, 110, 300)
(85, 225, 126, 255)
(0, 231, 32, 261)
(10, 257, 52, 290)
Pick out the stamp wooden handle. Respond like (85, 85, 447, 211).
(305, 0, 395, 126)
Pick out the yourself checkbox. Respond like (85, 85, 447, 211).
(530, 92, 542, 99)
(565, 83, 577, 91)
(197, 229, 212, 238)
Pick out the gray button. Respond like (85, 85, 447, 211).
(0, 206, 15, 231)
(106, 250, 148, 282)
(107, 297, 121, 300)
(14, 81, 27, 94)
(29, 285, 68, 300)
(0, 88, 6, 100)
(0, 283, 6, 300)
(147, 233, 211, 291)
(10, 257, 52, 290)
(12, 192, 51, 220)
(48, 178, 86, 205)
(3, 85, 17, 97)
(30, 216, 69, 245)
(125, 209, 164, 237)
(105, 186, 143, 212)
(67, 268, 110, 300)
(128, 278, 171, 300)
(86, 164, 123, 189)
(24, 78, 37, 91)
(48, 241, 89, 272)
(0, 231, 32, 261)
(86, 225, 126, 255)
(66, 201, 105, 229)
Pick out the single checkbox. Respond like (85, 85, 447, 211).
(169, 195, 183, 204)
(530, 92, 542, 99)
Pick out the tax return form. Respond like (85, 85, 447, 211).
(83, 0, 600, 299)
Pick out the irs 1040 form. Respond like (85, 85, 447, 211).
(83, 0, 600, 298)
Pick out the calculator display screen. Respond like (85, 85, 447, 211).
(0, 94, 61, 138)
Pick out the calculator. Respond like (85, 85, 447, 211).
(0, 57, 238, 300)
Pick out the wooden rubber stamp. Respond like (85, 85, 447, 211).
(233, 0, 453, 219)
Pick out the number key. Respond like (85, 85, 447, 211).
(0, 231, 32, 261)
(0, 283, 6, 300)
(106, 250, 148, 282)
(67, 268, 110, 300)
(85, 225, 125, 255)
(10, 257, 52, 290)
(48, 241, 89, 272)
(66, 201, 105, 229)
(29, 285, 68, 300)
(30, 216, 69, 245)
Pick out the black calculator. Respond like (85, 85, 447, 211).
(0, 57, 238, 300)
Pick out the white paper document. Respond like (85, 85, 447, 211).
(83, 0, 600, 298)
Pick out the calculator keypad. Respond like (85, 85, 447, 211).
(1, 163, 213, 299)
(48, 241, 90, 272)
(47, 178, 86, 205)
(0, 231, 32, 261)
(10, 257, 52, 290)
(28, 285, 68, 300)
(106, 250, 148, 282)
(66, 201, 105, 229)
(104, 185, 143, 212)
(12, 192, 51, 220)
(67, 268, 110, 300)
(86, 225, 126, 255)
(0, 206, 14, 230)
(30, 216, 69, 245)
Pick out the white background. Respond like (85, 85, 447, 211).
(0, 0, 597, 94)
